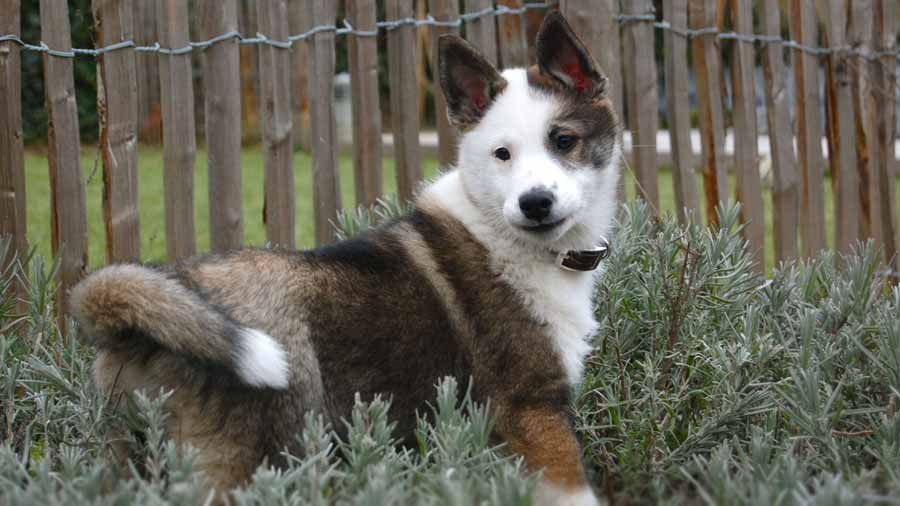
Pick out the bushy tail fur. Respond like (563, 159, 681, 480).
(69, 264, 289, 389)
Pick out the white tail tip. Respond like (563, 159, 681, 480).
(237, 328, 290, 389)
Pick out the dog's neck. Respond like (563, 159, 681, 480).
(417, 170, 601, 385)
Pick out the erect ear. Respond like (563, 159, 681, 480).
(438, 35, 507, 130)
(535, 11, 607, 96)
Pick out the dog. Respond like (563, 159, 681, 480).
(69, 12, 620, 506)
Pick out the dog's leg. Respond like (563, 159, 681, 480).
(497, 406, 600, 506)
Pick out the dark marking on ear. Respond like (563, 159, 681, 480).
(534, 11, 607, 97)
(564, 61, 589, 94)
(525, 14, 620, 171)
(438, 35, 508, 131)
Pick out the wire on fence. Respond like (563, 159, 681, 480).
(0, 2, 549, 55)
(2, 4, 898, 62)
(617, 12, 900, 61)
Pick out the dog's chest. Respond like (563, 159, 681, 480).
(498, 261, 598, 385)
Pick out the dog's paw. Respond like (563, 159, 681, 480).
(558, 488, 603, 506)
(534, 483, 603, 506)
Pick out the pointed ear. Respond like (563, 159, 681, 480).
(535, 12, 607, 96)
(438, 35, 508, 130)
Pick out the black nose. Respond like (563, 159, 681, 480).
(518, 189, 555, 221)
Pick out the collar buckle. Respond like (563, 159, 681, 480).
(556, 237, 610, 272)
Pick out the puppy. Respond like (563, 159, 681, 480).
(70, 12, 619, 505)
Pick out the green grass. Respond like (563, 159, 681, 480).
(623, 167, 900, 273)
(23, 146, 899, 273)
(24, 146, 441, 267)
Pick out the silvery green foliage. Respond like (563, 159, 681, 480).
(4, 200, 900, 505)
(333, 195, 411, 241)
(582, 202, 900, 504)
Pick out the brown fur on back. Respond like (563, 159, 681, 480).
(75, 205, 580, 494)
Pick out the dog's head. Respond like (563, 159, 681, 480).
(438, 12, 620, 251)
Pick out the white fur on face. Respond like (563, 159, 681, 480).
(420, 69, 620, 387)
(455, 69, 620, 252)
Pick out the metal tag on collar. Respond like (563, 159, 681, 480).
(557, 237, 610, 272)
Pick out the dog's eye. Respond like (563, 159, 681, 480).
(494, 147, 511, 161)
(556, 135, 577, 151)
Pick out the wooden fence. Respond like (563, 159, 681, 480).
(0, 0, 899, 326)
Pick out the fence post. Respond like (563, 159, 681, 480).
(307, 0, 342, 245)
(789, 0, 827, 256)
(289, 0, 313, 152)
(94, 0, 141, 263)
(0, 0, 27, 266)
(849, 0, 878, 243)
(200, 0, 243, 252)
(134, 1, 161, 144)
(560, 0, 626, 206)
(40, 0, 89, 330)
(386, 0, 423, 203)
(464, 0, 498, 66)
(689, 0, 727, 225)
(622, 0, 659, 208)
(872, 0, 898, 276)
(761, 0, 799, 264)
(730, 0, 764, 272)
(661, 0, 699, 223)
(239, 2, 261, 143)
(257, 0, 296, 249)
(497, 0, 528, 69)
(156, 0, 197, 261)
(347, 0, 384, 207)
(428, 0, 461, 167)
(822, 0, 860, 253)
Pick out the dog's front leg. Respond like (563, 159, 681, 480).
(495, 404, 600, 506)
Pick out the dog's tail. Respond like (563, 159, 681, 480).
(69, 264, 289, 389)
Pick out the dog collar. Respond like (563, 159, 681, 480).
(555, 236, 610, 272)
